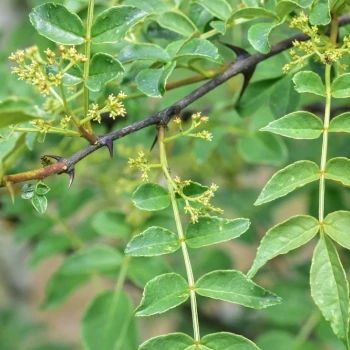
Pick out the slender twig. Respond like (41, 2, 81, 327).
(1, 14, 350, 187)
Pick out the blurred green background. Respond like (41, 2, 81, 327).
(1, 1, 350, 349)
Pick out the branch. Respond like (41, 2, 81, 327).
(2, 14, 350, 188)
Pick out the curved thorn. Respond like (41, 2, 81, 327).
(42, 154, 65, 162)
(104, 138, 114, 158)
(67, 169, 75, 189)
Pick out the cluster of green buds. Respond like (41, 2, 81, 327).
(174, 176, 223, 223)
(283, 12, 349, 73)
(172, 112, 212, 141)
(87, 92, 126, 123)
(128, 151, 151, 182)
(60, 115, 72, 129)
(30, 119, 52, 133)
(58, 45, 86, 64)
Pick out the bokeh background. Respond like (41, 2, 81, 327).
(1, 1, 350, 349)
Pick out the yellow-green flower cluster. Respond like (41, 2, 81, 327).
(174, 176, 223, 223)
(30, 119, 52, 133)
(128, 151, 151, 182)
(87, 93, 127, 123)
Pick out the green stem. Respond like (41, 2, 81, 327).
(158, 126, 200, 342)
(293, 311, 321, 349)
(83, 0, 95, 132)
(318, 63, 331, 223)
(13, 127, 80, 137)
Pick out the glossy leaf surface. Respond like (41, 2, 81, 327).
(132, 183, 171, 211)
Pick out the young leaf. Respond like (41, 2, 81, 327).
(58, 245, 123, 275)
(329, 112, 350, 132)
(30, 235, 71, 267)
(175, 38, 223, 63)
(35, 182, 50, 195)
(21, 183, 35, 200)
(309, 0, 330, 25)
(153, 12, 197, 37)
(136, 62, 176, 97)
(125, 226, 180, 256)
(118, 43, 170, 63)
(292, 71, 326, 96)
(195, 0, 232, 20)
(201, 332, 261, 350)
(324, 211, 350, 250)
(261, 111, 323, 139)
(331, 74, 350, 99)
(255, 160, 320, 205)
(91, 6, 147, 44)
(196, 270, 282, 309)
(91, 210, 132, 238)
(325, 157, 350, 187)
(248, 22, 279, 54)
(31, 194, 48, 214)
(310, 234, 349, 344)
(42, 273, 90, 309)
(139, 333, 194, 350)
(82, 291, 137, 350)
(135, 273, 190, 316)
(185, 216, 250, 248)
(248, 215, 320, 278)
(29, 3, 85, 45)
(85, 53, 124, 91)
(132, 183, 171, 211)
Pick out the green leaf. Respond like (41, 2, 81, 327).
(42, 273, 90, 309)
(30, 235, 71, 267)
(185, 216, 250, 248)
(248, 22, 278, 54)
(275, 0, 313, 18)
(91, 6, 147, 44)
(139, 333, 195, 350)
(82, 291, 137, 350)
(196, 270, 282, 309)
(210, 20, 226, 34)
(329, 112, 350, 132)
(135, 273, 190, 316)
(123, 0, 172, 13)
(201, 332, 261, 350)
(310, 234, 349, 343)
(331, 74, 350, 98)
(125, 226, 180, 256)
(91, 210, 132, 238)
(269, 74, 300, 119)
(248, 215, 320, 278)
(85, 53, 124, 91)
(325, 157, 350, 187)
(59, 245, 123, 275)
(31, 194, 48, 214)
(194, 0, 232, 21)
(310, 0, 330, 25)
(21, 183, 35, 200)
(153, 12, 197, 37)
(0, 98, 36, 129)
(292, 71, 326, 96)
(35, 182, 50, 195)
(255, 160, 320, 205)
(132, 183, 171, 211)
(175, 38, 223, 63)
(118, 43, 170, 63)
(238, 132, 288, 167)
(46, 62, 83, 86)
(127, 256, 171, 288)
(136, 62, 175, 97)
(230, 7, 277, 20)
(324, 211, 350, 250)
(261, 111, 323, 139)
(29, 3, 85, 45)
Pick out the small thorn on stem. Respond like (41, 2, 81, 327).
(99, 138, 114, 158)
(6, 181, 15, 204)
(67, 169, 75, 189)
(43, 154, 65, 162)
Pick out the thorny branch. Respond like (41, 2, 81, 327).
(1, 14, 350, 188)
